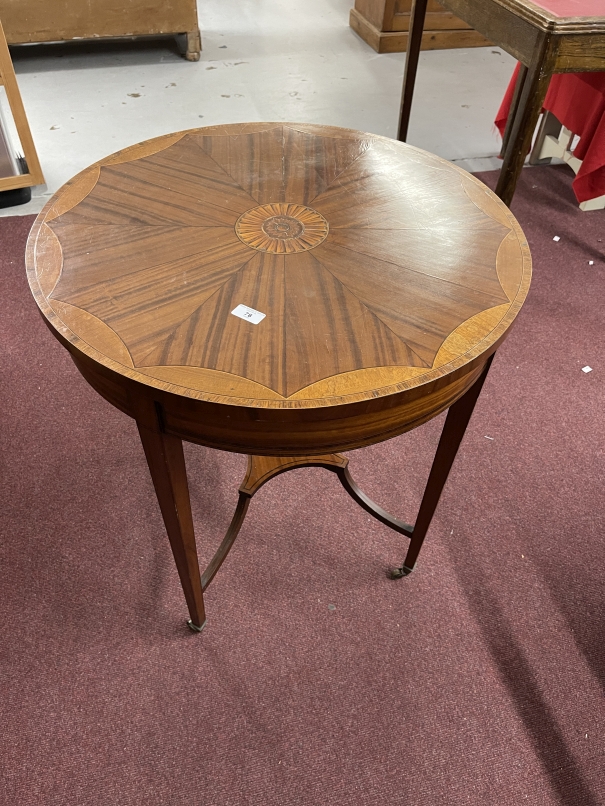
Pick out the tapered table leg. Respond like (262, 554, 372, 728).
(392, 355, 494, 577)
(398, 0, 429, 142)
(496, 43, 554, 206)
(499, 63, 527, 159)
(136, 403, 206, 631)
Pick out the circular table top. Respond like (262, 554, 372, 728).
(27, 123, 531, 411)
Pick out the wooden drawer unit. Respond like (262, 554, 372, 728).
(0, 0, 201, 60)
(350, 0, 491, 53)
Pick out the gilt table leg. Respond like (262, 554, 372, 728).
(136, 401, 206, 632)
(392, 355, 495, 577)
(398, 0, 429, 142)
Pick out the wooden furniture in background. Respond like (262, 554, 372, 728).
(398, 0, 605, 206)
(0, 19, 43, 193)
(27, 123, 531, 632)
(0, 0, 201, 61)
(350, 0, 490, 53)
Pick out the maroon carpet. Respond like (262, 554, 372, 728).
(1, 164, 604, 805)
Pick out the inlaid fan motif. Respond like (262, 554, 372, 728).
(38, 123, 524, 399)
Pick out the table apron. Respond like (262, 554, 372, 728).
(66, 349, 486, 456)
(554, 34, 605, 71)
(436, 0, 542, 62)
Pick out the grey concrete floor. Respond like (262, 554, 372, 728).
(3, 0, 516, 216)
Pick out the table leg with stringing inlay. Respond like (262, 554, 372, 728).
(136, 399, 207, 632)
(391, 353, 495, 577)
(134, 355, 494, 630)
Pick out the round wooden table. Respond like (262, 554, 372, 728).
(26, 123, 531, 632)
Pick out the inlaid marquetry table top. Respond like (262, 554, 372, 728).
(26, 123, 533, 629)
(27, 122, 531, 418)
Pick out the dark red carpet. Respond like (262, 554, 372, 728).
(1, 164, 604, 805)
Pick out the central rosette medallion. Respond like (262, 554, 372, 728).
(235, 202, 329, 254)
(262, 215, 304, 240)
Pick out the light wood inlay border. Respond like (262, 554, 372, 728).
(27, 123, 532, 412)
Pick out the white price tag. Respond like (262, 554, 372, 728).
(231, 304, 266, 325)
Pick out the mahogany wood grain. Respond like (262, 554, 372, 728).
(394, 353, 494, 575)
(27, 124, 530, 431)
(26, 124, 531, 627)
(240, 454, 349, 496)
(135, 398, 206, 630)
(198, 450, 414, 599)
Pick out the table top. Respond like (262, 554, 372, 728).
(532, 0, 604, 18)
(440, 0, 605, 35)
(27, 123, 531, 412)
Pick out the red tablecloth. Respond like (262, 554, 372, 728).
(495, 64, 605, 203)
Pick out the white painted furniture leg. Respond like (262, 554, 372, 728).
(530, 110, 605, 211)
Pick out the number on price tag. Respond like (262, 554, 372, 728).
(231, 304, 266, 325)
